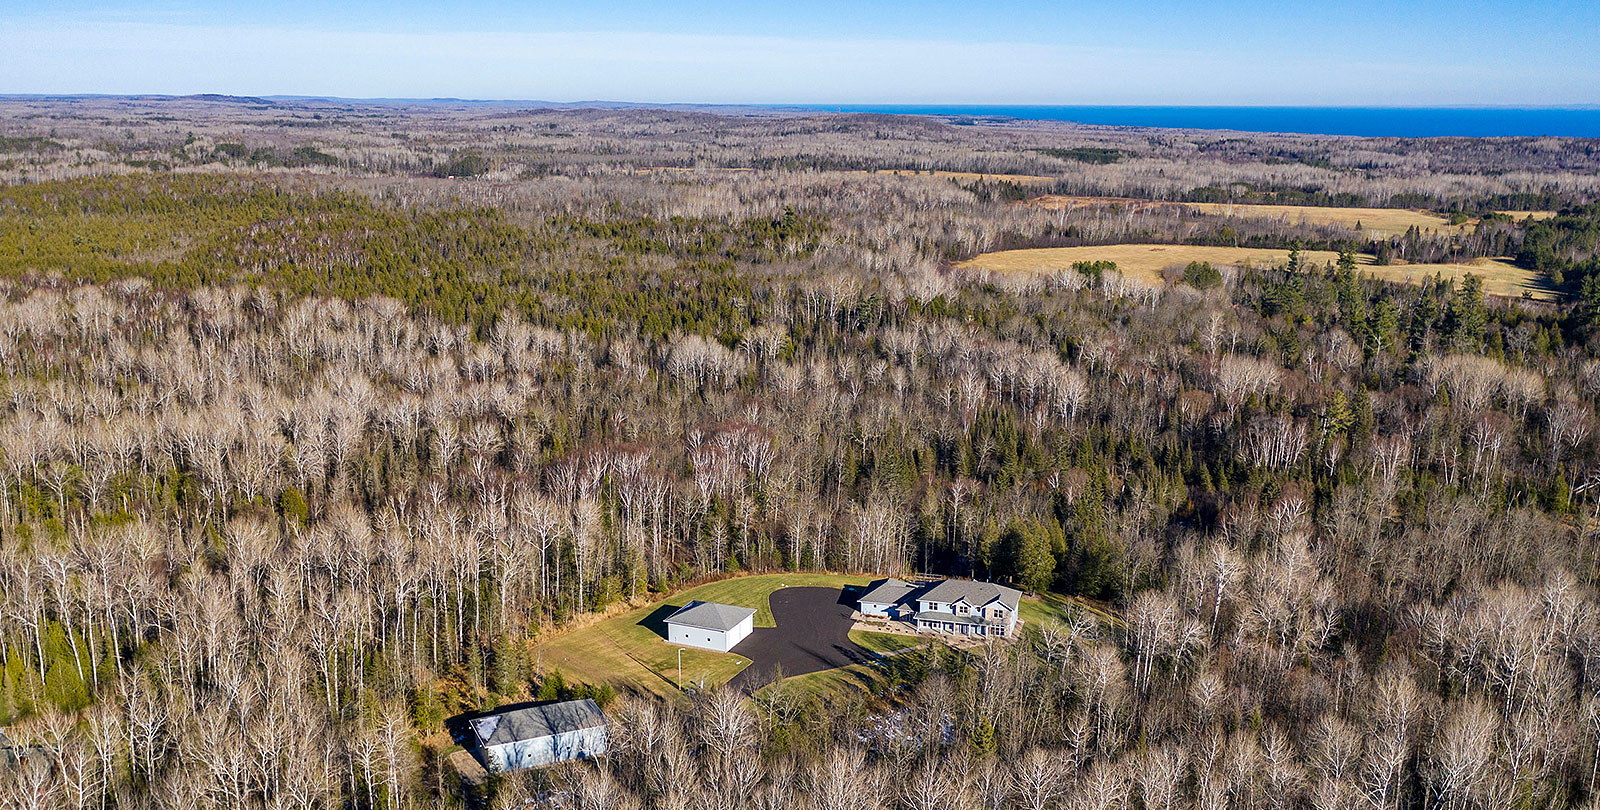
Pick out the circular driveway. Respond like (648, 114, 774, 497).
(726, 587, 874, 692)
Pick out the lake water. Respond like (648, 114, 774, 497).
(791, 105, 1600, 138)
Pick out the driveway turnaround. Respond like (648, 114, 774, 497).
(725, 587, 874, 692)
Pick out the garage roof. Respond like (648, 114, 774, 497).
(665, 600, 757, 632)
(469, 698, 606, 748)
(860, 577, 920, 606)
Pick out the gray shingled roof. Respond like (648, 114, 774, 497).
(860, 578, 920, 606)
(470, 699, 606, 748)
(665, 600, 756, 632)
(919, 579, 1022, 611)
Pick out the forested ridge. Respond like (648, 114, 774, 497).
(1, 99, 1599, 810)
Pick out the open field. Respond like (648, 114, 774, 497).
(533, 573, 871, 700)
(957, 244, 1556, 301)
(958, 244, 1345, 286)
(1028, 196, 1556, 237)
(1028, 195, 1464, 236)
(1365, 257, 1557, 301)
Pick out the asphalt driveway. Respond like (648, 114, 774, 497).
(726, 586, 874, 692)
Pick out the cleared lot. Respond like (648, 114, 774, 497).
(533, 573, 869, 700)
(957, 244, 1556, 301)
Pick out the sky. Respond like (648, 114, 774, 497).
(2, 1, 1598, 106)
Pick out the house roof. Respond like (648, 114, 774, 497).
(918, 579, 1022, 611)
(470, 699, 607, 749)
(860, 578, 921, 606)
(664, 600, 756, 633)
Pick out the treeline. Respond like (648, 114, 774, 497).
(0, 240, 1597, 805)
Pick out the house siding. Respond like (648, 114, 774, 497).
(667, 613, 753, 652)
(484, 726, 607, 771)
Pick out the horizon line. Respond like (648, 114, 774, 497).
(2, 94, 1599, 111)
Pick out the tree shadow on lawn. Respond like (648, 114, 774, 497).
(635, 603, 683, 640)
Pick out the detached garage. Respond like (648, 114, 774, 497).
(665, 600, 756, 652)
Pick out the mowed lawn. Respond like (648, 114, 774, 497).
(534, 573, 871, 700)
(958, 244, 1556, 302)
(1021, 592, 1126, 632)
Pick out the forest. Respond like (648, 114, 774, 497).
(0, 96, 1599, 810)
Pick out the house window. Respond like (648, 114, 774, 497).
(956, 604, 969, 615)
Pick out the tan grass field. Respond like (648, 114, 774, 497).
(1366, 257, 1556, 301)
(1028, 195, 1462, 237)
(1029, 196, 1558, 238)
(957, 244, 1556, 301)
(958, 244, 1344, 287)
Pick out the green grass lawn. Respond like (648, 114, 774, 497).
(534, 573, 871, 700)
(847, 629, 925, 655)
(755, 660, 885, 701)
(1020, 592, 1125, 631)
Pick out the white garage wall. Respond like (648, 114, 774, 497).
(668, 621, 730, 652)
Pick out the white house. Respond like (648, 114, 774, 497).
(858, 578, 921, 619)
(664, 600, 756, 652)
(913, 579, 1021, 638)
(857, 578, 1022, 638)
(468, 699, 607, 773)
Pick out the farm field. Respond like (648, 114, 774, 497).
(957, 244, 1344, 286)
(533, 573, 871, 700)
(1028, 195, 1556, 237)
(957, 244, 1556, 301)
(1364, 257, 1557, 301)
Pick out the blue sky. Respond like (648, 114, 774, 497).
(2, 1, 1597, 105)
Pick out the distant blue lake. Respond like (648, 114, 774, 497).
(791, 105, 1600, 138)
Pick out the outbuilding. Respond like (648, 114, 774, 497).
(468, 698, 608, 773)
(664, 600, 756, 652)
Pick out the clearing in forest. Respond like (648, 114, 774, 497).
(1363, 257, 1556, 301)
(1027, 196, 1556, 238)
(958, 244, 1557, 301)
(958, 244, 1343, 287)
(534, 572, 1102, 700)
(533, 573, 871, 700)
